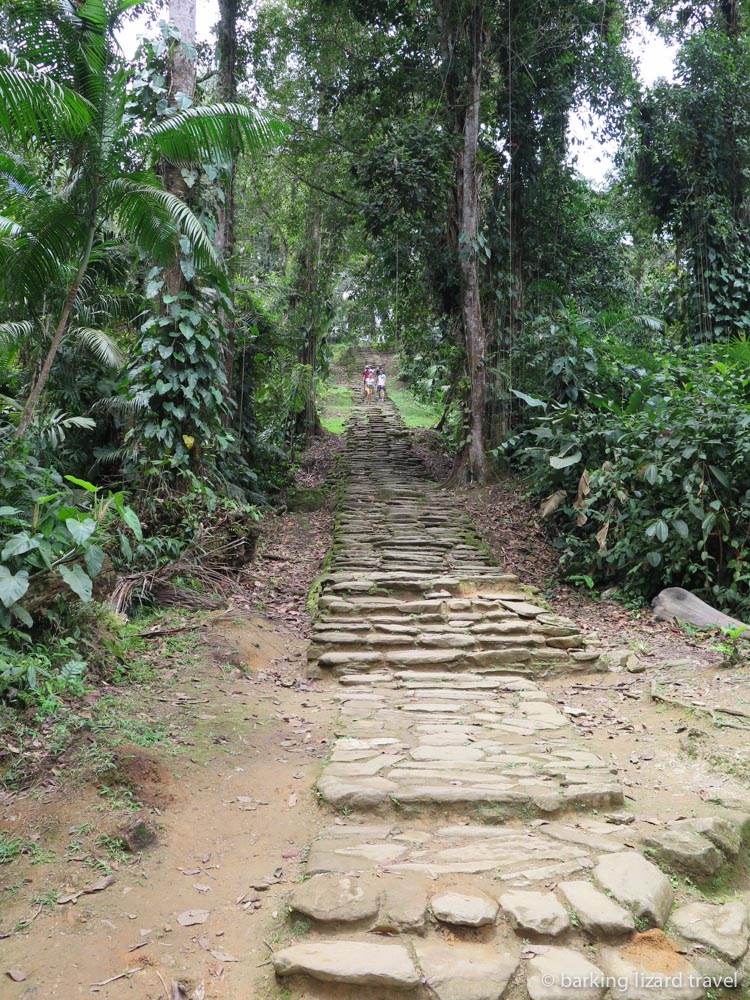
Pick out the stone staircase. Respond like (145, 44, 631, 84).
(272, 358, 750, 1000)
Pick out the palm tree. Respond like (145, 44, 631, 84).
(0, 0, 286, 436)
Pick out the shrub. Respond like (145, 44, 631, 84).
(503, 348, 750, 614)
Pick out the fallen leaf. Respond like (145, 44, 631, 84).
(57, 874, 115, 905)
(210, 950, 238, 963)
(6, 970, 27, 982)
(288, 792, 297, 807)
(177, 909, 210, 927)
(193, 884, 211, 894)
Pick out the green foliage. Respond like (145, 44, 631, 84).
(709, 625, 750, 668)
(636, 23, 750, 341)
(128, 287, 236, 480)
(504, 344, 750, 614)
(0, 439, 141, 630)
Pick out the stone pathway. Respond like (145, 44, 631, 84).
(272, 356, 750, 999)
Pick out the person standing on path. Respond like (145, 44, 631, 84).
(362, 365, 373, 398)
(364, 371, 375, 402)
(376, 369, 386, 401)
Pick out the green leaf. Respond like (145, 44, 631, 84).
(84, 544, 105, 578)
(64, 475, 99, 492)
(709, 465, 729, 487)
(511, 389, 547, 410)
(655, 521, 669, 543)
(550, 450, 582, 470)
(65, 517, 97, 545)
(12, 603, 33, 627)
(647, 551, 662, 567)
(121, 506, 143, 541)
(109, 175, 220, 273)
(2, 531, 40, 560)
(0, 51, 93, 145)
(58, 563, 93, 602)
(673, 519, 689, 539)
(0, 565, 29, 607)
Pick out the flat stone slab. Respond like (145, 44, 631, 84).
(273, 941, 421, 989)
(500, 889, 570, 936)
(669, 900, 750, 962)
(306, 823, 599, 880)
(414, 940, 520, 1000)
(431, 890, 499, 927)
(641, 828, 723, 876)
(558, 880, 635, 936)
(526, 947, 605, 1000)
(289, 874, 380, 923)
(594, 851, 673, 927)
(374, 880, 428, 934)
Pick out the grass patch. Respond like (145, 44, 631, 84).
(0, 609, 199, 792)
(0, 833, 52, 866)
(388, 386, 441, 428)
(319, 383, 355, 435)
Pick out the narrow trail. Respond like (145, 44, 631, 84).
(272, 353, 750, 1000)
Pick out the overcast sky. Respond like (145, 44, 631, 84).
(118, 6, 677, 185)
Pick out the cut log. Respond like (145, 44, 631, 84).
(652, 587, 747, 632)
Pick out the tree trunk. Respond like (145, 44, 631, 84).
(216, 0, 238, 398)
(293, 194, 324, 444)
(164, 0, 197, 297)
(16, 214, 98, 437)
(449, 1, 489, 484)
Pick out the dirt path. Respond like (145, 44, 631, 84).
(0, 615, 344, 999)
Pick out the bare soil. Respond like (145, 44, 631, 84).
(0, 616, 339, 1000)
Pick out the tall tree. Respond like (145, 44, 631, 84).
(637, 1, 750, 340)
(445, 0, 490, 482)
(164, 0, 197, 297)
(216, 0, 240, 396)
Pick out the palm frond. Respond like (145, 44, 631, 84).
(69, 0, 108, 105)
(108, 174, 220, 272)
(69, 325, 125, 367)
(0, 214, 22, 236)
(93, 390, 150, 414)
(0, 48, 93, 144)
(146, 104, 289, 168)
(0, 150, 42, 201)
(0, 197, 85, 305)
(112, 0, 146, 19)
(0, 319, 34, 351)
(90, 441, 135, 470)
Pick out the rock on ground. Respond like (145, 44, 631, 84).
(272, 941, 420, 989)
